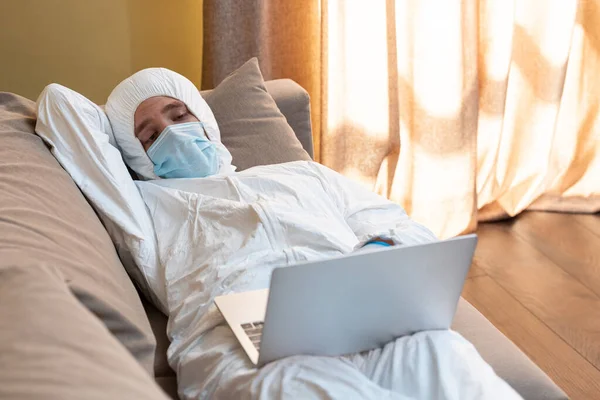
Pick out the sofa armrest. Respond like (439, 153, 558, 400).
(264, 79, 314, 159)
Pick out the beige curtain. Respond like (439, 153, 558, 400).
(203, 0, 600, 238)
(202, 1, 323, 159)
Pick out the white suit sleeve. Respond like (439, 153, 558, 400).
(35, 84, 166, 312)
(312, 163, 437, 248)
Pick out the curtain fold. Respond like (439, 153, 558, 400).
(203, 0, 600, 238)
(203, 0, 323, 160)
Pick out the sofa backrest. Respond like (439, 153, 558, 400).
(0, 92, 157, 375)
(0, 260, 168, 399)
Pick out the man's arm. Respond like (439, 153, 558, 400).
(35, 84, 166, 312)
(311, 163, 438, 248)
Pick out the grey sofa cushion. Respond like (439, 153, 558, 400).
(0, 264, 168, 400)
(0, 92, 156, 374)
(453, 299, 567, 399)
(143, 298, 176, 380)
(203, 58, 311, 170)
(142, 297, 176, 398)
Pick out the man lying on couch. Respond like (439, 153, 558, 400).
(36, 64, 521, 400)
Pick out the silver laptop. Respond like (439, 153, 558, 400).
(214, 234, 477, 366)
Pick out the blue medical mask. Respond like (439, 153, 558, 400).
(147, 122, 219, 179)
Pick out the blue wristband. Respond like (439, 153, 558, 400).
(363, 240, 392, 247)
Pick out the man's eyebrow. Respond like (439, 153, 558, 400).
(161, 101, 185, 114)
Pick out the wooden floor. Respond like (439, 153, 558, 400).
(462, 211, 600, 399)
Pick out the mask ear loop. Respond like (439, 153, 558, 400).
(197, 121, 213, 142)
(196, 118, 219, 142)
(146, 125, 173, 158)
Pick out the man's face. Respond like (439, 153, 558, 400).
(134, 96, 200, 151)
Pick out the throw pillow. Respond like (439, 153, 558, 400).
(203, 58, 311, 170)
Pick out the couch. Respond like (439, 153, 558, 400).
(0, 79, 567, 399)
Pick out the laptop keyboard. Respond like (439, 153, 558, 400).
(241, 321, 264, 351)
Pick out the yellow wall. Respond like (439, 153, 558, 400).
(0, 0, 203, 104)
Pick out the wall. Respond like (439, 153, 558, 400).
(0, 0, 203, 104)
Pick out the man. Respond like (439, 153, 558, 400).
(41, 68, 520, 399)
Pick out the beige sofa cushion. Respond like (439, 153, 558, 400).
(0, 264, 168, 400)
(0, 92, 156, 374)
(203, 58, 311, 170)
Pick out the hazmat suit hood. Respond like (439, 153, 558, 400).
(105, 68, 235, 180)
